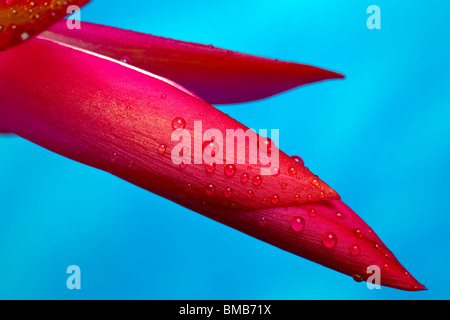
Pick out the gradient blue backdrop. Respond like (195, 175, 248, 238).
(0, 0, 448, 299)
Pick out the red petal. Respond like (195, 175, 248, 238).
(0, 37, 338, 208)
(0, 38, 424, 291)
(41, 20, 344, 104)
(0, 0, 90, 50)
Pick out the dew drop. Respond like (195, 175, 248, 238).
(353, 228, 364, 238)
(20, 32, 30, 41)
(259, 217, 266, 226)
(224, 187, 232, 198)
(335, 211, 345, 220)
(291, 155, 304, 166)
(306, 194, 313, 201)
(172, 117, 186, 130)
(202, 140, 217, 157)
(258, 137, 272, 155)
(310, 178, 320, 187)
(179, 146, 189, 157)
(224, 164, 236, 177)
(246, 190, 254, 198)
(293, 194, 300, 202)
(161, 94, 167, 99)
(349, 244, 361, 256)
(319, 191, 325, 199)
(261, 198, 269, 205)
(290, 216, 305, 232)
(270, 194, 280, 204)
(288, 166, 297, 175)
(382, 263, 390, 272)
(204, 183, 215, 196)
(179, 161, 187, 169)
(352, 274, 364, 282)
(8, 8, 18, 18)
(128, 161, 134, 169)
(271, 167, 280, 176)
(240, 172, 249, 183)
(158, 144, 166, 155)
(280, 182, 287, 189)
(252, 175, 262, 186)
(322, 231, 338, 248)
(205, 162, 216, 173)
(110, 152, 118, 162)
(120, 56, 131, 64)
(185, 183, 192, 191)
(308, 208, 317, 217)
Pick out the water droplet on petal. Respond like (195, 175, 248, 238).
(240, 172, 249, 183)
(224, 187, 232, 198)
(224, 164, 236, 177)
(20, 32, 30, 41)
(308, 208, 317, 217)
(205, 162, 216, 173)
(291, 155, 304, 166)
(319, 191, 325, 199)
(252, 175, 262, 186)
(258, 137, 272, 155)
(310, 178, 320, 186)
(271, 167, 280, 176)
(271, 194, 280, 204)
(353, 228, 364, 238)
(335, 211, 345, 219)
(259, 217, 266, 226)
(281, 182, 287, 189)
(185, 183, 192, 191)
(158, 144, 166, 155)
(110, 152, 118, 162)
(179, 161, 187, 169)
(290, 216, 305, 232)
(172, 117, 186, 130)
(204, 183, 215, 196)
(382, 263, 390, 272)
(306, 194, 313, 201)
(246, 190, 254, 198)
(120, 56, 131, 64)
(261, 198, 269, 205)
(288, 166, 297, 175)
(322, 231, 338, 248)
(349, 244, 361, 256)
(352, 274, 364, 282)
(293, 194, 300, 202)
(202, 140, 217, 157)
(161, 94, 167, 99)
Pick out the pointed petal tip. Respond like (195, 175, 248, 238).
(311, 66, 345, 82)
(415, 283, 427, 291)
(395, 281, 427, 292)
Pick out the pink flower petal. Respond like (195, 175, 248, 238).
(41, 20, 344, 104)
(0, 37, 424, 291)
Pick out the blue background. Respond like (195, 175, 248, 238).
(0, 0, 449, 299)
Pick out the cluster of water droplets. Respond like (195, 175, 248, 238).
(0, 0, 79, 49)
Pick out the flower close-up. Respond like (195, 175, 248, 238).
(1, 0, 449, 301)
